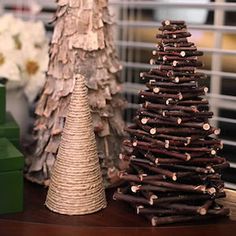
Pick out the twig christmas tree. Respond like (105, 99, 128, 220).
(45, 74, 106, 215)
(26, 0, 125, 187)
(113, 20, 230, 226)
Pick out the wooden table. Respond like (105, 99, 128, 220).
(0, 181, 235, 236)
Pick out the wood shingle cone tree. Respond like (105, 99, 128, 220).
(25, 0, 125, 187)
(45, 74, 106, 215)
(113, 20, 230, 226)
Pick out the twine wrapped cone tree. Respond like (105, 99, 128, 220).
(25, 0, 125, 187)
(113, 20, 230, 226)
(45, 74, 106, 215)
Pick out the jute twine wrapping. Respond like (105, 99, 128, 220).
(45, 74, 107, 215)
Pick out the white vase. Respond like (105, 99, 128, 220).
(6, 88, 30, 140)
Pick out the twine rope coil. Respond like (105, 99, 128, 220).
(45, 74, 107, 215)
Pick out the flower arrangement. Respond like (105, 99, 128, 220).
(0, 14, 49, 103)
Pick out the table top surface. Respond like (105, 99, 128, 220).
(0, 181, 236, 236)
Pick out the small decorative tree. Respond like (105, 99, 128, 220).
(46, 74, 106, 215)
(113, 20, 230, 226)
(26, 0, 125, 187)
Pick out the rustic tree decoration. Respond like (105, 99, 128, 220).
(113, 20, 230, 226)
(25, 0, 125, 187)
(45, 75, 106, 215)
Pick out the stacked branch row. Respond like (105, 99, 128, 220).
(113, 20, 230, 226)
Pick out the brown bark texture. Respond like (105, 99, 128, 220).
(25, 0, 125, 187)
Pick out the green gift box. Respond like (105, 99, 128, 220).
(0, 112, 20, 147)
(0, 84, 6, 124)
(0, 138, 24, 214)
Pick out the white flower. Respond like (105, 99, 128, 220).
(20, 21, 47, 48)
(0, 14, 24, 36)
(0, 33, 20, 81)
(0, 32, 16, 50)
(0, 14, 49, 104)
(18, 45, 49, 102)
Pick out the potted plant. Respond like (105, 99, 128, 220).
(0, 14, 49, 138)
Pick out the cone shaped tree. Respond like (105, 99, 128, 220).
(26, 0, 125, 187)
(113, 20, 230, 226)
(45, 74, 106, 215)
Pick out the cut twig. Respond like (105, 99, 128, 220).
(114, 20, 229, 226)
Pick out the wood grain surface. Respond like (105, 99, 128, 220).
(0, 181, 235, 236)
